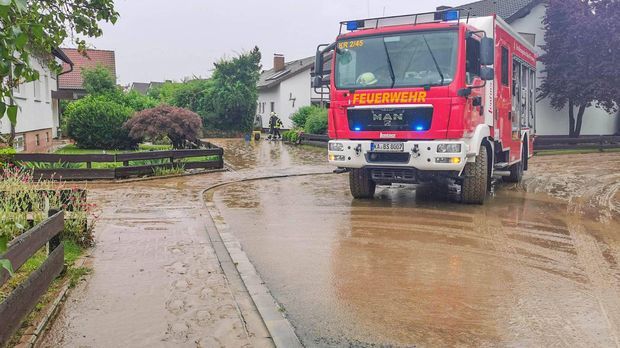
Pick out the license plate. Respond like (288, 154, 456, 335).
(371, 142, 404, 152)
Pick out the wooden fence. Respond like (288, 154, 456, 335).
(534, 135, 620, 151)
(299, 133, 329, 148)
(6, 143, 224, 181)
(0, 210, 64, 345)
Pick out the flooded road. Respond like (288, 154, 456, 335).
(212, 149, 620, 347)
(40, 138, 620, 347)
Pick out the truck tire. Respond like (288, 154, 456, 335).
(461, 145, 488, 205)
(349, 168, 376, 199)
(505, 147, 524, 183)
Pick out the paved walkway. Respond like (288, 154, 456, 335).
(40, 140, 328, 347)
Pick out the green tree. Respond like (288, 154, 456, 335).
(0, 0, 118, 146)
(209, 46, 262, 132)
(82, 65, 117, 95)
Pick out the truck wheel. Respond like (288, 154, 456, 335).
(505, 148, 524, 183)
(461, 145, 488, 205)
(349, 168, 376, 199)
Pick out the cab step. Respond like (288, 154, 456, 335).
(493, 170, 511, 177)
(494, 162, 509, 169)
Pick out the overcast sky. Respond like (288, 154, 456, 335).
(87, 0, 466, 84)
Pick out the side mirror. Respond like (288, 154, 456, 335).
(480, 37, 494, 66)
(480, 66, 494, 81)
(313, 49, 324, 88)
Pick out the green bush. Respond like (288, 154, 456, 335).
(0, 147, 16, 163)
(304, 108, 328, 134)
(291, 106, 323, 129)
(64, 96, 136, 149)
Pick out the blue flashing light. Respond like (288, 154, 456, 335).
(346, 21, 358, 31)
(354, 126, 362, 131)
(415, 125, 425, 131)
(443, 10, 460, 21)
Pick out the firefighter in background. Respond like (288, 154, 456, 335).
(268, 112, 279, 140)
(274, 117, 283, 140)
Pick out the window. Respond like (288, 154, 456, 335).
(46, 132, 50, 143)
(465, 37, 481, 84)
(35, 134, 40, 146)
(33, 78, 41, 101)
(270, 102, 275, 113)
(335, 30, 459, 89)
(13, 135, 25, 152)
(44, 75, 50, 102)
(501, 47, 509, 86)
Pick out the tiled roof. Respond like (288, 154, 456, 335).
(455, 0, 541, 23)
(58, 48, 116, 90)
(258, 56, 315, 90)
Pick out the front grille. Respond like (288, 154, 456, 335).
(348, 106, 433, 131)
(365, 152, 410, 163)
(371, 168, 417, 183)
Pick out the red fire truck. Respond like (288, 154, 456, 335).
(314, 9, 538, 204)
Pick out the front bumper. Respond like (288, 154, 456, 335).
(328, 140, 468, 171)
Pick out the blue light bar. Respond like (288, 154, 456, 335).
(346, 21, 359, 31)
(442, 10, 460, 21)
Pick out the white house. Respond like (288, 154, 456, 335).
(257, 54, 326, 129)
(0, 49, 73, 152)
(452, 0, 619, 135)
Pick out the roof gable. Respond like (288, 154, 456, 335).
(58, 48, 116, 90)
(258, 56, 314, 90)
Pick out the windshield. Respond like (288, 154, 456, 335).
(335, 30, 458, 90)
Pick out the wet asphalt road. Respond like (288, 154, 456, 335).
(210, 141, 620, 347)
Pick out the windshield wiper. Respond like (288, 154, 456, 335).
(422, 35, 445, 87)
(382, 39, 396, 88)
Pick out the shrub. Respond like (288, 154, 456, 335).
(124, 105, 203, 149)
(0, 165, 97, 247)
(291, 106, 322, 129)
(82, 65, 118, 96)
(64, 95, 136, 149)
(304, 108, 328, 134)
(116, 90, 159, 112)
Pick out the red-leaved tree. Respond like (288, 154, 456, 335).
(124, 105, 202, 149)
(539, 0, 619, 137)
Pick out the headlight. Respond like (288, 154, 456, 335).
(437, 144, 462, 153)
(329, 142, 344, 151)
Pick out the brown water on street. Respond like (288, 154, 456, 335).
(212, 150, 620, 347)
(40, 139, 620, 347)
(39, 139, 328, 347)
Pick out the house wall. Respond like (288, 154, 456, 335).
(0, 56, 59, 152)
(257, 85, 280, 128)
(278, 68, 312, 129)
(510, 3, 619, 135)
(257, 67, 313, 129)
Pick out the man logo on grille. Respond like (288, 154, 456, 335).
(372, 111, 404, 126)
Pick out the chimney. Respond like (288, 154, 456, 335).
(274, 54, 285, 72)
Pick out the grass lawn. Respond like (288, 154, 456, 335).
(55, 143, 173, 155)
(1, 240, 89, 346)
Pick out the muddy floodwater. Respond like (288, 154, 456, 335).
(40, 139, 620, 347)
(213, 150, 620, 347)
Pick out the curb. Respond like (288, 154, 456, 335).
(201, 171, 333, 348)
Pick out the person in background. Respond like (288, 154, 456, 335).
(274, 117, 283, 140)
(268, 112, 278, 140)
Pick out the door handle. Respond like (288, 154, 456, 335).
(472, 96, 482, 107)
